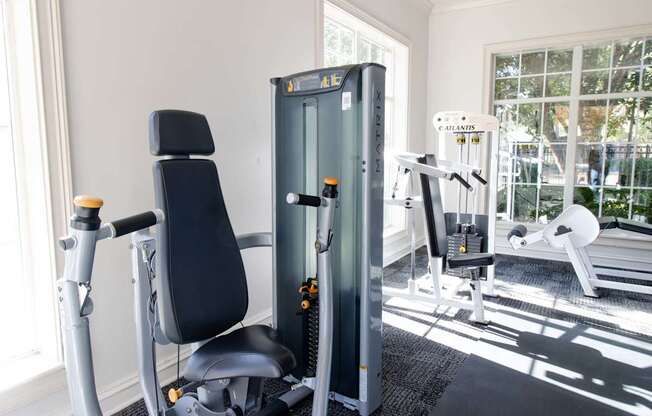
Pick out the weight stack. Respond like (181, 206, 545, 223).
(446, 233, 484, 278)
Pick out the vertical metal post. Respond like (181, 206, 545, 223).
(58, 230, 103, 416)
(312, 195, 337, 416)
(131, 231, 168, 415)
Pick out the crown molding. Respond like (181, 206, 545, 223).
(403, 0, 434, 13)
(431, 0, 519, 14)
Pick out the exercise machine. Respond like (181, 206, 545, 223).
(271, 63, 385, 415)
(383, 111, 499, 324)
(57, 110, 339, 415)
(507, 205, 652, 297)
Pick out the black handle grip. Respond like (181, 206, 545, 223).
(450, 173, 472, 191)
(507, 224, 528, 240)
(471, 171, 488, 186)
(287, 193, 322, 207)
(111, 211, 159, 238)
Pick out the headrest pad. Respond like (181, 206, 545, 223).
(149, 110, 215, 156)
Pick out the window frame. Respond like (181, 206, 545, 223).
(320, 0, 412, 243)
(0, 0, 73, 411)
(484, 24, 652, 227)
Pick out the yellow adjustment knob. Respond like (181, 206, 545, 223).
(73, 195, 104, 209)
(459, 245, 467, 253)
(309, 284, 319, 295)
(168, 388, 182, 403)
(324, 177, 338, 185)
(301, 300, 311, 310)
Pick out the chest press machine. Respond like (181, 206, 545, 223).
(57, 110, 339, 416)
(383, 112, 499, 324)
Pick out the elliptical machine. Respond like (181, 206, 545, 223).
(57, 110, 339, 416)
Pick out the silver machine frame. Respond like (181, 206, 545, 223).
(383, 111, 500, 324)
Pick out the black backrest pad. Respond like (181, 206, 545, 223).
(154, 159, 248, 344)
(149, 110, 215, 156)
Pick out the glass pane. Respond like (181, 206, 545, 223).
(358, 38, 371, 62)
(581, 70, 609, 95)
(324, 20, 339, 52)
(645, 39, 652, 65)
(583, 44, 612, 70)
(341, 30, 354, 60)
(497, 183, 508, 219)
(518, 103, 542, 136)
(519, 76, 543, 98)
(610, 68, 641, 93)
(612, 39, 643, 67)
(578, 100, 607, 142)
(633, 146, 652, 188)
(538, 186, 564, 223)
(575, 143, 603, 185)
(547, 49, 573, 72)
(603, 143, 634, 187)
(514, 144, 539, 183)
(513, 185, 537, 222)
(607, 98, 637, 142)
(496, 54, 520, 77)
(495, 104, 517, 128)
(602, 188, 630, 218)
(639, 98, 652, 142)
(543, 102, 570, 143)
(325, 52, 339, 67)
(545, 73, 571, 97)
(541, 144, 566, 185)
(522, 51, 545, 75)
(495, 78, 518, 100)
(574, 187, 600, 216)
(632, 189, 652, 223)
(643, 66, 652, 91)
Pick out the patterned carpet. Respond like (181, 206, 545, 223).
(115, 248, 652, 415)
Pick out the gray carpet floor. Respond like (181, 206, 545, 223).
(115, 248, 652, 415)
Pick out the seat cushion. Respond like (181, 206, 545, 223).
(184, 325, 296, 382)
(448, 253, 495, 269)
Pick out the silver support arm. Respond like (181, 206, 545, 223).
(287, 181, 339, 416)
(58, 199, 163, 416)
(236, 232, 273, 250)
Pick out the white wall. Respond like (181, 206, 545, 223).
(6, 0, 431, 414)
(427, 0, 652, 263)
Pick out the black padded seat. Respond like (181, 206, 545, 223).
(448, 253, 495, 269)
(184, 325, 296, 382)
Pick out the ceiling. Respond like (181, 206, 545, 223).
(429, 0, 519, 13)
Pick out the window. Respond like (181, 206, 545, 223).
(323, 1, 410, 236)
(0, 0, 71, 399)
(493, 36, 652, 224)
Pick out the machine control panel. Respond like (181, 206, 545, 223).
(282, 67, 349, 95)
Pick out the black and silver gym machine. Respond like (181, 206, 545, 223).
(384, 111, 499, 324)
(271, 63, 385, 415)
(58, 110, 340, 416)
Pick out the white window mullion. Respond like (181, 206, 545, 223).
(564, 45, 583, 209)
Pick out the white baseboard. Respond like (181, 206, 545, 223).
(3, 308, 273, 416)
(384, 238, 426, 267)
